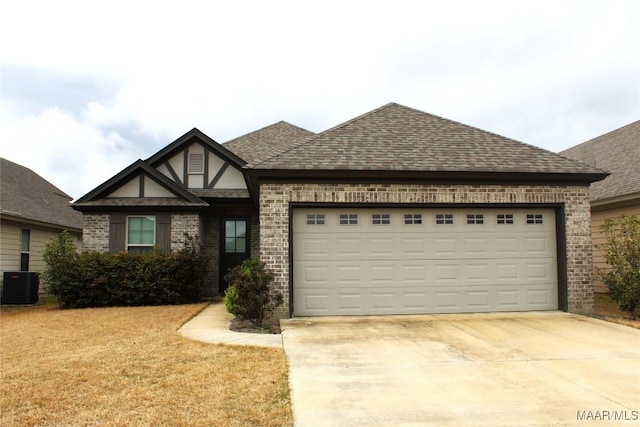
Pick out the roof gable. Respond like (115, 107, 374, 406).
(560, 120, 640, 202)
(223, 121, 315, 165)
(249, 103, 606, 178)
(146, 128, 246, 168)
(0, 158, 83, 230)
(73, 160, 207, 209)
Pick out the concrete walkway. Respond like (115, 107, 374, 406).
(177, 302, 283, 348)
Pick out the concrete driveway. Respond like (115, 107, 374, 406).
(280, 312, 640, 426)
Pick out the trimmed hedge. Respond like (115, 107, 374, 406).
(44, 232, 209, 308)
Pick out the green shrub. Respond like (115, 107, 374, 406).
(223, 258, 283, 326)
(223, 285, 240, 316)
(598, 214, 640, 319)
(42, 230, 78, 297)
(43, 233, 210, 309)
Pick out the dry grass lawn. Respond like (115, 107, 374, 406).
(0, 303, 293, 427)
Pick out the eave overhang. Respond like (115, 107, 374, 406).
(242, 168, 609, 203)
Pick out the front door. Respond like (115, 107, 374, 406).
(220, 218, 250, 291)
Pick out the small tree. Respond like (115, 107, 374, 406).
(223, 258, 283, 326)
(598, 214, 640, 319)
(42, 230, 78, 301)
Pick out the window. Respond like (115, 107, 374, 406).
(20, 228, 30, 271)
(466, 214, 484, 224)
(225, 220, 247, 253)
(436, 214, 453, 225)
(188, 153, 204, 174)
(497, 214, 514, 224)
(404, 214, 422, 225)
(372, 214, 391, 225)
(306, 214, 325, 225)
(127, 216, 156, 253)
(339, 214, 358, 225)
(526, 214, 543, 224)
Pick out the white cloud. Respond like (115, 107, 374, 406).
(0, 0, 638, 198)
(0, 102, 141, 199)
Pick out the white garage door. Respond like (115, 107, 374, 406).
(293, 207, 558, 316)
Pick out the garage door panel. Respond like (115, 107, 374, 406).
(293, 208, 559, 316)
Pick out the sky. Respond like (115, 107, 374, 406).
(1, 0, 638, 200)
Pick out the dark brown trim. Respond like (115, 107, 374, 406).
(208, 163, 230, 189)
(245, 169, 608, 185)
(288, 203, 294, 317)
(204, 150, 209, 186)
(556, 205, 568, 312)
(183, 148, 189, 184)
(139, 175, 145, 197)
(163, 161, 183, 185)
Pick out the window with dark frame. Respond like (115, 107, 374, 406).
(127, 216, 156, 253)
(225, 220, 247, 253)
(436, 214, 453, 225)
(339, 214, 358, 225)
(526, 214, 543, 224)
(20, 228, 30, 271)
(404, 214, 422, 225)
(497, 214, 514, 224)
(372, 214, 391, 225)
(466, 214, 484, 224)
(306, 214, 325, 225)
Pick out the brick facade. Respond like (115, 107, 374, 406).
(82, 214, 110, 252)
(259, 182, 594, 320)
(170, 214, 201, 251)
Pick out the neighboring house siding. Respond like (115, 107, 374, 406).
(591, 204, 640, 293)
(0, 222, 20, 277)
(1, 219, 82, 292)
(260, 183, 594, 320)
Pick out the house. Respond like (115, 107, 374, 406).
(0, 158, 83, 292)
(72, 103, 607, 319)
(560, 120, 640, 293)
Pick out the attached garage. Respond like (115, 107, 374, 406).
(293, 207, 559, 316)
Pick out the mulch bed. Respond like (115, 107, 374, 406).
(229, 317, 281, 334)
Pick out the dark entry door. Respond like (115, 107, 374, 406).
(220, 218, 250, 291)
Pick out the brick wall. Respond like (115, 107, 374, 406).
(170, 214, 201, 251)
(82, 214, 109, 252)
(259, 182, 594, 319)
(201, 215, 219, 294)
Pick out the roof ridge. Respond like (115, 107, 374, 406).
(224, 120, 309, 145)
(247, 103, 398, 168)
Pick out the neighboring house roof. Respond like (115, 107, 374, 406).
(223, 121, 316, 165)
(248, 103, 606, 178)
(560, 120, 640, 203)
(0, 158, 83, 230)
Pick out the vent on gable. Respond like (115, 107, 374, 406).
(188, 153, 204, 174)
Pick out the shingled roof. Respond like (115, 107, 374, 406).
(0, 158, 83, 230)
(223, 121, 315, 165)
(560, 120, 640, 202)
(248, 103, 606, 177)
